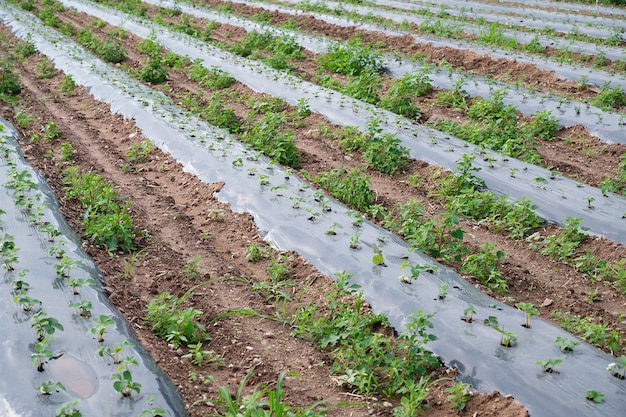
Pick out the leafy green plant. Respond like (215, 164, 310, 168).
(67, 277, 95, 295)
(0, 61, 22, 96)
(182, 342, 223, 367)
(42, 120, 60, 140)
(182, 256, 204, 280)
(96, 340, 133, 364)
(484, 316, 517, 347)
(585, 389, 605, 403)
(461, 242, 507, 293)
(245, 242, 267, 262)
(516, 302, 539, 328)
(445, 381, 471, 412)
(59, 141, 74, 161)
(1, 233, 18, 270)
(463, 305, 477, 323)
(55, 255, 80, 277)
(35, 58, 56, 79)
(13, 291, 42, 311)
(139, 56, 168, 84)
(88, 315, 116, 343)
(555, 336, 580, 352)
(13, 108, 34, 129)
(99, 39, 126, 63)
(126, 140, 154, 165)
(31, 336, 54, 372)
(69, 300, 93, 317)
(536, 358, 563, 373)
(38, 380, 66, 395)
(55, 399, 82, 417)
(144, 291, 208, 348)
(380, 71, 431, 119)
(318, 37, 384, 76)
(540, 217, 586, 261)
(31, 311, 64, 341)
(242, 112, 299, 168)
(312, 167, 374, 212)
(372, 243, 385, 266)
(607, 356, 626, 379)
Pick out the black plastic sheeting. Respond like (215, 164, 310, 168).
(0, 120, 188, 416)
(45, 0, 626, 245)
(1, 5, 625, 416)
(147, 0, 626, 147)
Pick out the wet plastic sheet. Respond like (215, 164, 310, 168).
(1, 4, 625, 416)
(0, 119, 188, 416)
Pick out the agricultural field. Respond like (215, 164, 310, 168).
(0, 0, 625, 416)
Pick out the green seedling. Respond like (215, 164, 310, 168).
(182, 342, 223, 367)
(112, 370, 142, 397)
(438, 282, 449, 299)
(399, 261, 413, 284)
(55, 399, 82, 417)
(89, 315, 115, 342)
(31, 311, 64, 341)
(325, 222, 343, 235)
(586, 197, 595, 209)
(555, 336, 580, 352)
(13, 291, 42, 312)
(349, 232, 361, 250)
(536, 358, 563, 373)
(38, 380, 66, 395)
(55, 256, 80, 278)
(8, 269, 30, 291)
(585, 389, 605, 403)
(97, 340, 133, 364)
(463, 305, 477, 323)
(516, 302, 539, 328)
(69, 300, 93, 317)
(484, 316, 517, 347)
(182, 256, 204, 280)
(1, 234, 18, 270)
(245, 242, 267, 262)
(40, 222, 61, 242)
(47, 241, 66, 259)
(372, 244, 385, 266)
(67, 277, 95, 295)
(31, 336, 54, 372)
(607, 355, 626, 379)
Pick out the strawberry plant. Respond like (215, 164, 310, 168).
(1, 233, 18, 270)
(67, 277, 96, 295)
(516, 302, 539, 328)
(484, 316, 517, 347)
(31, 336, 54, 372)
(69, 300, 93, 317)
(30, 311, 64, 341)
(607, 356, 626, 379)
(463, 305, 477, 323)
(585, 390, 605, 403)
(38, 380, 66, 395)
(89, 315, 116, 343)
(536, 358, 562, 373)
(555, 336, 580, 352)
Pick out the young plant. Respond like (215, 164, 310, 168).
(245, 242, 267, 262)
(13, 291, 42, 312)
(463, 305, 477, 323)
(484, 316, 517, 347)
(370, 243, 385, 266)
(144, 292, 208, 348)
(59, 75, 76, 95)
(67, 277, 96, 295)
(182, 256, 204, 280)
(55, 399, 82, 417)
(1, 234, 18, 271)
(69, 300, 93, 317)
(89, 315, 116, 343)
(445, 381, 471, 412)
(97, 340, 133, 364)
(38, 380, 66, 395)
(516, 302, 539, 328)
(555, 336, 580, 352)
(607, 356, 626, 379)
(40, 222, 61, 242)
(325, 222, 343, 236)
(30, 311, 64, 341)
(55, 256, 80, 278)
(349, 232, 361, 250)
(585, 389, 605, 403)
(111, 369, 142, 397)
(437, 282, 449, 299)
(536, 358, 563, 373)
(31, 336, 54, 372)
(182, 342, 223, 367)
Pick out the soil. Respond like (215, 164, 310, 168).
(1, 1, 625, 416)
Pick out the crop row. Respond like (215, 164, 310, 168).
(3, 0, 617, 352)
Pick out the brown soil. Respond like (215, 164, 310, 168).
(1, 1, 625, 416)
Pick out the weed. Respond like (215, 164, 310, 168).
(445, 381, 471, 412)
(35, 58, 55, 79)
(182, 256, 204, 280)
(15, 36, 37, 60)
(380, 71, 431, 119)
(144, 291, 208, 348)
(540, 217, 586, 261)
(59, 141, 74, 161)
(13, 108, 34, 128)
(461, 242, 507, 293)
(0, 61, 22, 95)
(42, 121, 60, 140)
(245, 242, 267, 262)
(139, 56, 168, 84)
(242, 112, 299, 168)
(312, 167, 374, 212)
(182, 342, 223, 367)
(318, 37, 384, 76)
(127, 140, 154, 165)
